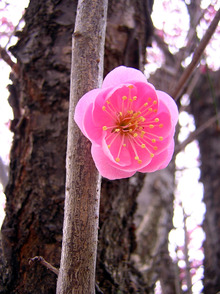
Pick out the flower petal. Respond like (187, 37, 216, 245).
(91, 144, 135, 180)
(102, 66, 149, 89)
(156, 90, 179, 127)
(74, 89, 101, 138)
(138, 139, 174, 173)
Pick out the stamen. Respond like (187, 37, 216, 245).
(115, 134, 125, 163)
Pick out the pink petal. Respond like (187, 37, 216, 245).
(102, 66, 149, 89)
(91, 144, 135, 180)
(156, 90, 178, 127)
(139, 139, 174, 173)
(74, 89, 101, 137)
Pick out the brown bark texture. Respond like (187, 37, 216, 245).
(0, 0, 177, 293)
(191, 69, 220, 294)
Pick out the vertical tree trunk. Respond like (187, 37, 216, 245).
(191, 69, 220, 294)
(1, 0, 76, 292)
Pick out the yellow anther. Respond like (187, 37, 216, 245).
(123, 144, 126, 147)
(135, 156, 139, 160)
(155, 118, 159, 122)
(115, 157, 120, 162)
(159, 124, 163, 128)
(159, 136, 163, 141)
(138, 159, 142, 164)
(141, 131, 145, 138)
(141, 144, 146, 148)
(133, 96, 137, 100)
(148, 97, 152, 102)
(144, 103, 148, 107)
(102, 106, 106, 111)
(122, 96, 127, 100)
(108, 145, 111, 149)
(127, 110, 133, 115)
(129, 99, 133, 102)
(152, 139, 156, 143)
(133, 133, 138, 137)
(150, 153, 154, 158)
(153, 146, 158, 150)
(148, 108, 153, 112)
(140, 116, 145, 122)
(153, 100, 157, 105)
(107, 100, 110, 104)
(149, 124, 154, 129)
(119, 112, 123, 116)
(103, 126, 107, 131)
(128, 85, 134, 89)
(115, 128, 120, 133)
(153, 109, 157, 113)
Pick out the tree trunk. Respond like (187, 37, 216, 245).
(1, 0, 76, 292)
(191, 69, 220, 294)
(0, 0, 176, 293)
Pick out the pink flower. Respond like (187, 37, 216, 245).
(74, 66, 178, 180)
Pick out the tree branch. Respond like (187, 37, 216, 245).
(0, 46, 18, 74)
(56, 1, 108, 293)
(171, 8, 220, 101)
(175, 112, 220, 154)
(29, 256, 59, 276)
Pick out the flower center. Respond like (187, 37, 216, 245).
(102, 85, 164, 164)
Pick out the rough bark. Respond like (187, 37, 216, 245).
(133, 166, 176, 294)
(56, 0, 107, 293)
(1, 0, 76, 292)
(191, 69, 220, 294)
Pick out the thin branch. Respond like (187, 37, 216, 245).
(56, 1, 108, 293)
(175, 112, 220, 154)
(171, 8, 220, 101)
(0, 46, 19, 74)
(29, 256, 59, 276)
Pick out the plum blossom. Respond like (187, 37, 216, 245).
(74, 66, 178, 180)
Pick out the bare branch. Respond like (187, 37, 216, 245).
(29, 256, 59, 276)
(0, 46, 19, 74)
(175, 112, 220, 154)
(56, 1, 108, 293)
(172, 8, 220, 101)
